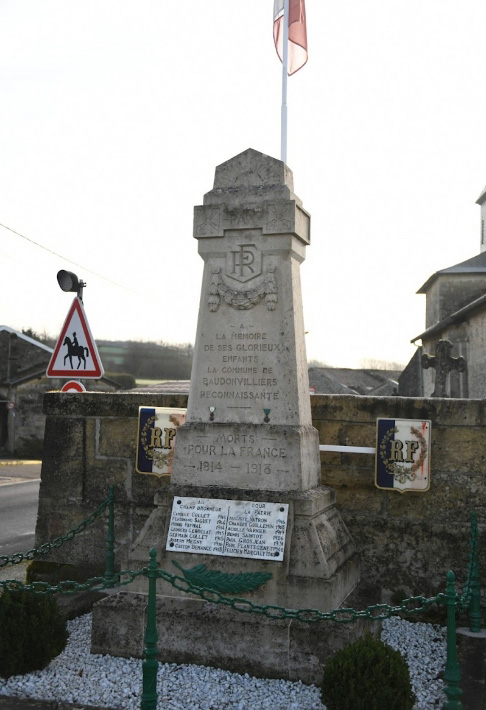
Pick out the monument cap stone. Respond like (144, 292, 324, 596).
(194, 148, 309, 243)
(205, 147, 297, 204)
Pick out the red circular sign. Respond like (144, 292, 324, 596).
(5, 401, 15, 410)
(61, 380, 86, 393)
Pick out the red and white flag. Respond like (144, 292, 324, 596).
(273, 0, 308, 75)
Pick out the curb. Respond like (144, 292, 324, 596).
(0, 699, 115, 710)
(0, 462, 42, 466)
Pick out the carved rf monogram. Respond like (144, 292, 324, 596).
(226, 244, 262, 283)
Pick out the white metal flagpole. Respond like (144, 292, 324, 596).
(280, 0, 289, 164)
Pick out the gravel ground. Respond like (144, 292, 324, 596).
(0, 563, 29, 583)
(0, 612, 447, 710)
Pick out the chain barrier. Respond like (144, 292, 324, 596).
(0, 497, 478, 626)
(0, 488, 480, 710)
(0, 488, 114, 569)
(155, 568, 446, 623)
(0, 563, 448, 624)
(0, 568, 147, 596)
(458, 510, 478, 612)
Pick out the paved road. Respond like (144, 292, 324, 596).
(0, 462, 41, 557)
(0, 462, 117, 710)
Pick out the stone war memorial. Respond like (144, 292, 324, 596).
(90, 148, 360, 681)
(34, 148, 486, 689)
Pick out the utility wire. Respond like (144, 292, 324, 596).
(0, 221, 140, 295)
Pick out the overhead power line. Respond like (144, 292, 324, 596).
(0, 221, 139, 294)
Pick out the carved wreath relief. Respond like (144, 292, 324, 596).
(208, 243, 277, 312)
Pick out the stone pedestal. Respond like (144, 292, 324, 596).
(124, 482, 358, 611)
(92, 149, 360, 677)
(92, 591, 370, 686)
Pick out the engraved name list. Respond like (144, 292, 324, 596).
(166, 497, 289, 561)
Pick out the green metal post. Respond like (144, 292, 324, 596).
(104, 485, 116, 587)
(442, 571, 463, 710)
(141, 548, 159, 710)
(468, 511, 482, 633)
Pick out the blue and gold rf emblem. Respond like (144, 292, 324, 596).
(375, 418, 431, 493)
(136, 407, 186, 476)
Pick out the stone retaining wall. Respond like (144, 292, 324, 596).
(35, 391, 486, 605)
(315, 395, 486, 604)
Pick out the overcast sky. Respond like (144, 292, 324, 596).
(1, 1, 486, 368)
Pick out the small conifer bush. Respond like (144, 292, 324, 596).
(321, 631, 414, 710)
(0, 586, 68, 678)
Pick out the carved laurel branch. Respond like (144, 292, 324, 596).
(172, 560, 272, 594)
(208, 266, 278, 312)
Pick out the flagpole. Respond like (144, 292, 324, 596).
(280, 0, 289, 164)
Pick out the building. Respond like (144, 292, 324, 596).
(399, 186, 486, 397)
(0, 326, 53, 456)
(0, 326, 119, 457)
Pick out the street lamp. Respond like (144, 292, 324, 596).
(56, 270, 86, 302)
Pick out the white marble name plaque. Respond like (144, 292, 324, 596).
(166, 496, 289, 561)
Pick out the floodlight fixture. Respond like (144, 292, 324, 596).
(57, 270, 86, 301)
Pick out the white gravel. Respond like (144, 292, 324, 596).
(382, 616, 447, 709)
(0, 613, 447, 710)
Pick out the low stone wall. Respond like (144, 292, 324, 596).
(315, 395, 486, 604)
(35, 392, 485, 607)
(35, 392, 185, 579)
(5, 385, 47, 458)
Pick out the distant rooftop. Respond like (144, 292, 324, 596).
(126, 370, 401, 397)
(417, 251, 486, 293)
(412, 290, 486, 343)
(309, 367, 399, 396)
(126, 380, 190, 394)
(0, 325, 53, 354)
(476, 185, 486, 205)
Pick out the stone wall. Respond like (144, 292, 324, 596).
(315, 395, 486, 603)
(36, 392, 185, 578)
(13, 385, 47, 458)
(466, 309, 486, 397)
(36, 391, 486, 606)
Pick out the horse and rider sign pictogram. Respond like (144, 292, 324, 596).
(46, 297, 104, 378)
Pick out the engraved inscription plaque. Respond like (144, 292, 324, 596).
(166, 496, 289, 561)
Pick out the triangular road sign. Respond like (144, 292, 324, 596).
(46, 297, 104, 378)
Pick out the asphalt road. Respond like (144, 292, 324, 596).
(0, 463, 41, 558)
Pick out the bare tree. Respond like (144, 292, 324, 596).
(359, 358, 404, 371)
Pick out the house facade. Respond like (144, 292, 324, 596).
(0, 326, 53, 456)
(399, 186, 486, 397)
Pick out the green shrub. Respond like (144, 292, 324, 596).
(104, 371, 136, 389)
(321, 631, 414, 710)
(0, 586, 68, 678)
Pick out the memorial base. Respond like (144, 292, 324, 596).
(123, 483, 359, 611)
(91, 591, 370, 685)
(91, 482, 361, 680)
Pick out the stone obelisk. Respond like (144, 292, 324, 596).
(174, 149, 321, 493)
(92, 149, 359, 682)
(169, 149, 358, 603)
